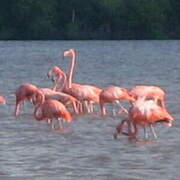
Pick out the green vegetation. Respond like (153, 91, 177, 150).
(0, 0, 180, 40)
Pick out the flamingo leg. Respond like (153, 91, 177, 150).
(143, 126, 149, 139)
(150, 124, 158, 139)
(58, 118, 64, 129)
(117, 102, 129, 115)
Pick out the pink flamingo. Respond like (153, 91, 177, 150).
(14, 83, 39, 116)
(114, 98, 173, 140)
(99, 86, 135, 116)
(63, 49, 102, 113)
(48, 49, 102, 114)
(40, 88, 80, 114)
(47, 66, 67, 91)
(0, 95, 6, 104)
(33, 90, 73, 129)
(130, 85, 166, 108)
(129, 85, 167, 137)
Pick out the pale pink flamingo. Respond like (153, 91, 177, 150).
(130, 85, 166, 108)
(48, 49, 102, 114)
(14, 83, 39, 116)
(129, 85, 167, 137)
(114, 98, 173, 140)
(33, 90, 73, 129)
(63, 49, 102, 113)
(40, 88, 80, 114)
(47, 66, 67, 91)
(99, 86, 135, 116)
(0, 95, 6, 104)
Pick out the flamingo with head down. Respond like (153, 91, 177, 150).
(99, 86, 135, 116)
(130, 85, 166, 108)
(114, 98, 173, 140)
(14, 83, 39, 116)
(33, 89, 73, 130)
(40, 88, 80, 114)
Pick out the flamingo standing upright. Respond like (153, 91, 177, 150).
(99, 86, 135, 116)
(47, 66, 67, 91)
(114, 98, 173, 140)
(33, 89, 73, 130)
(48, 49, 102, 114)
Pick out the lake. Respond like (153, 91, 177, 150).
(0, 40, 180, 180)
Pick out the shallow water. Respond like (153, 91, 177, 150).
(0, 40, 180, 180)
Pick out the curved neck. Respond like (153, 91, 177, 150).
(67, 50, 76, 89)
(34, 105, 43, 121)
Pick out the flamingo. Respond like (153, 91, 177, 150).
(130, 85, 166, 108)
(48, 49, 102, 114)
(129, 85, 167, 137)
(47, 66, 67, 91)
(14, 83, 39, 116)
(0, 95, 6, 104)
(33, 90, 73, 130)
(99, 86, 135, 116)
(114, 98, 173, 140)
(40, 88, 80, 114)
(63, 49, 102, 113)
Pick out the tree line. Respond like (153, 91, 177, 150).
(0, 0, 180, 40)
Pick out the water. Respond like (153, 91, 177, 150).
(0, 40, 180, 180)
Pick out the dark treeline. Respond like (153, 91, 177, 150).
(0, 0, 180, 40)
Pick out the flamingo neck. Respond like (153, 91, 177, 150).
(67, 50, 76, 89)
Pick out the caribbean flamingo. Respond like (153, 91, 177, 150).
(63, 48, 102, 113)
(33, 90, 73, 130)
(40, 88, 80, 114)
(114, 98, 173, 140)
(99, 86, 135, 116)
(0, 95, 6, 104)
(47, 66, 67, 91)
(130, 85, 167, 137)
(48, 49, 102, 114)
(15, 83, 39, 116)
(130, 85, 166, 108)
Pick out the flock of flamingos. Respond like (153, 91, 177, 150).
(0, 49, 174, 142)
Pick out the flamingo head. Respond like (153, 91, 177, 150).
(32, 90, 45, 106)
(156, 112, 174, 127)
(47, 66, 62, 82)
(63, 49, 76, 57)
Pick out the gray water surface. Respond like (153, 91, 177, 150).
(0, 40, 179, 180)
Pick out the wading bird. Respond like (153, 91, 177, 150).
(114, 98, 173, 140)
(48, 49, 102, 114)
(14, 83, 39, 116)
(99, 86, 134, 116)
(0, 95, 6, 104)
(33, 90, 73, 130)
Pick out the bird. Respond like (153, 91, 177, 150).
(99, 86, 135, 116)
(40, 88, 80, 114)
(114, 98, 173, 140)
(14, 83, 39, 116)
(48, 49, 102, 114)
(0, 95, 6, 104)
(129, 85, 167, 137)
(33, 89, 73, 130)
(47, 66, 67, 91)
(63, 49, 102, 114)
(130, 85, 166, 108)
